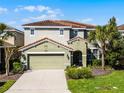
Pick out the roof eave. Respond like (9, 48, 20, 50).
(19, 38, 74, 52)
(22, 26, 72, 28)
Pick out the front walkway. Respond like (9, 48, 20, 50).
(6, 70, 71, 93)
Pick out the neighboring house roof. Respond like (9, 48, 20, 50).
(68, 36, 87, 44)
(19, 37, 74, 51)
(6, 25, 24, 34)
(118, 24, 124, 30)
(22, 20, 95, 29)
(0, 23, 24, 34)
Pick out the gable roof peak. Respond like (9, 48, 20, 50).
(19, 37, 74, 51)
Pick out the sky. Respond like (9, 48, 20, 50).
(0, 0, 124, 30)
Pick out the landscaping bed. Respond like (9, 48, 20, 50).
(0, 73, 22, 82)
(68, 71, 124, 93)
(92, 68, 112, 76)
(0, 73, 22, 93)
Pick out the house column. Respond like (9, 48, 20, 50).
(0, 48, 1, 65)
(82, 54, 87, 67)
(70, 52, 73, 66)
(0, 48, 1, 63)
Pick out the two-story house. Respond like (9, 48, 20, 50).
(0, 25, 24, 71)
(20, 20, 96, 70)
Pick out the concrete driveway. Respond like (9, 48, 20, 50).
(6, 70, 71, 93)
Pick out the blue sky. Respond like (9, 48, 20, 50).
(0, 0, 124, 30)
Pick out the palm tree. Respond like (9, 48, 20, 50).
(88, 17, 120, 69)
(88, 25, 108, 69)
(0, 23, 14, 75)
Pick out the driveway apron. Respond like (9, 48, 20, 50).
(5, 69, 71, 93)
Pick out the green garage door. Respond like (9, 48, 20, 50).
(29, 54, 65, 69)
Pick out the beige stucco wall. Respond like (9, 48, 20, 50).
(68, 39, 87, 67)
(24, 28, 70, 45)
(77, 31, 84, 38)
(5, 36, 14, 45)
(22, 41, 71, 69)
(15, 32, 24, 47)
(5, 31, 24, 47)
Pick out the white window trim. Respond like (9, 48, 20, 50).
(30, 28, 35, 36)
(27, 52, 65, 54)
(59, 28, 64, 36)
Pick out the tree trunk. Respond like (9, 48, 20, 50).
(5, 47, 14, 76)
(101, 45, 105, 70)
(5, 60, 9, 76)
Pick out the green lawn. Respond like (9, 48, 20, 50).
(68, 71, 124, 93)
(0, 80, 15, 93)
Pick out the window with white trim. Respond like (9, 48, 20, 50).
(73, 30, 78, 37)
(30, 28, 35, 35)
(60, 28, 64, 35)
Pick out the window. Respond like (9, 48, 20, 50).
(30, 28, 34, 35)
(93, 49, 98, 55)
(60, 28, 64, 35)
(74, 30, 78, 37)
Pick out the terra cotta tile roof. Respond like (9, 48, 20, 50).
(118, 24, 124, 30)
(19, 37, 74, 51)
(22, 20, 95, 29)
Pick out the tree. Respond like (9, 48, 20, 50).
(0, 23, 15, 76)
(88, 25, 108, 69)
(4, 47, 16, 76)
(106, 17, 122, 66)
(88, 17, 122, 69)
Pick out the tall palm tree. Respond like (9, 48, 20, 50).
(88, 25, 108, 69)
(88, 17, 120, 69)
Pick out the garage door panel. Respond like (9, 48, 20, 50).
(29, 54, 65, 69)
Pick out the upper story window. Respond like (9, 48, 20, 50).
(30, 28, 35, 35)
(73, 30, 78, 37)
(60, 28, 64, 35)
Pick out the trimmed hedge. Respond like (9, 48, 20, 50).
(66, 67, 93, 79)
(0, 80, 15, 93)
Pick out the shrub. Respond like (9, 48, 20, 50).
(0, 80, 15, 93)
(92, 59, 101, 66)
(78, 67, 92, 79)
(66, 67, 79, 79)
(66, 67, 93, 79)
(13, 62, 23, 74)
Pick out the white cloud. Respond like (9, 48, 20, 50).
(116, 18, 119, 22)
(22, 13, 59, 23)
(7, 21, 16, 25)
(14, 5, 50, 12)
(21, 18, 32, 23)
(0, 7, 8, 14)
(81, 18, 93, 23)
(21, 6, 63, 22)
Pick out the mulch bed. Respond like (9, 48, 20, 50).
(0, 73, 22, 82)
(92, 68, 112, 76)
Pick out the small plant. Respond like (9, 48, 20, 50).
(13, 62, 23, 74)
(66, 67, 93, 79)
(92, 59, 101, 66)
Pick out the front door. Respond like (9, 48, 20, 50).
(73, 51, 82, 66)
